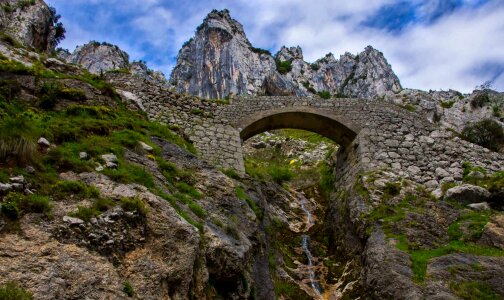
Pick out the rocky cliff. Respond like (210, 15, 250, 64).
(0, 0, 63, 52)
(170, 9, 402, 99)
(63, 41, 130, 74)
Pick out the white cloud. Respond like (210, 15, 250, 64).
(47, 0, 504, 92)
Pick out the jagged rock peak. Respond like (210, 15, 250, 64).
(276, 46, 303, 62)
(196, 9, 247, 41)
(63, 41, 129, 74)
(170, 9, 402, 99)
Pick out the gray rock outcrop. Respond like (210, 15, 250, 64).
(0, 0, 62, 52)
(64, 41, 130, 74)
(445, 184, 491, 203)
(170, 9, 402, 99)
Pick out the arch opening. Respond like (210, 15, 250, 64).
(238, 110, 359, 148)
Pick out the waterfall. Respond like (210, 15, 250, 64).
(299, 194, 323, 295)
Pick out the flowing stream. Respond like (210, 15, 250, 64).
(300, 197, 323, 295)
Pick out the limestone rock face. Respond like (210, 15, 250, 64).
(170, 9, 402, 99)
(0, 0, 60, 52)
(170, 9, 294, 99)
(64, 42, 130, 74)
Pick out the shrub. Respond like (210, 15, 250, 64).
(382, 182, 402, 200)
(0, 282, 33, 300)
(1, 193, 22, 219)
(123, 281, 134, 297)
(250, 47, 271, 56)
(268, 165, 294, 184)
(0, 114, 39, 165)
(310, 63, 320, 71)
(120, 197, 147, 216)
(461, 119, 504, 151)
(441, 100, 456, 109)
(275, 60, 292, 75)
(0, 193, 52, 219)
(471, 92, 490, 108)
(317, 90, 331, 99)
(71, 206, 98, 222)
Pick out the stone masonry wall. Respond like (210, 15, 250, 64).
(106, 73, 504, 190)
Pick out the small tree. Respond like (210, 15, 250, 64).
(48, 6, 66, 46)
(462, 119, 504, 152)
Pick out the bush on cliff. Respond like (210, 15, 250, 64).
(461, 119, 504, 152)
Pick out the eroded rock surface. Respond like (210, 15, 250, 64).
(170, 9, 402, 99)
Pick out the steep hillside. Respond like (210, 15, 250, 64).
(0, 2, 504, 300)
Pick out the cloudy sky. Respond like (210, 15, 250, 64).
(46, 0, 504, 92)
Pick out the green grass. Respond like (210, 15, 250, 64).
(410, 241, 504, 283)
(235, 186, 263, 219)
(103, 162, 155, 188)
(0, 192, 53, 219)
(221, 168, 240, 179)
(449, 281, 500, 300)
(0, 282, 33, 300)
(175, 182, 202, 199)
(268, 165, 294, 184)
(53, 180, 100, 199)
(71, 206, 99, 222)
(120, 197, 147, 216)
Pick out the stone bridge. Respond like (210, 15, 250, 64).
(107, 74, 504, 189)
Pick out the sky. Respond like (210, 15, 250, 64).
(46, 0, 504, 93)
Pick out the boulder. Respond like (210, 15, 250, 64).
(37, 137, 50, 147)
(468, 202, 490, 211)
(139, 141, 153, 152)
(101, 154, 118, 169)
(480, 215, 504, 249)
(444, 184, 491, 203)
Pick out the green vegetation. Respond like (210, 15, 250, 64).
(461, 119, 504, 152)
(190, 108, 204, 115)
(221, 168, 240, 179)
(250, 47, 271, 56)
(235, 186, 263, 219)
(441, 100, 456, 109)
(368, 188, 504, 284)
(0, 282, 33, 300)
(0, 192, 52, 219)
(471, 92, 490, 108)
(317, 90, 331, 99)
(310, 63, 320, 71)
(275, 60, 292, 75)
(123, 281, 134, 297)
(382, 181, 401, 200)
(120, 197, 147, 216)
(449, 281, 500, 300)
(273, 280, 310, 300)
(302, 81, 317, 94)
(401, 103, 416, 112)
(53, 181, 100, 199)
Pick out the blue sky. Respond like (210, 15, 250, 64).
(46, 0, 504, 92)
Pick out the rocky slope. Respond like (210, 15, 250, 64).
(0, 0, 62, 52)
(170, 9, 402, 99)
(57, 41, 170, 86)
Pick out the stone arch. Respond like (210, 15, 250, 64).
(236, 107, 361, 148)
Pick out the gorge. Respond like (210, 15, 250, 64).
(0, 1, 504, 300)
